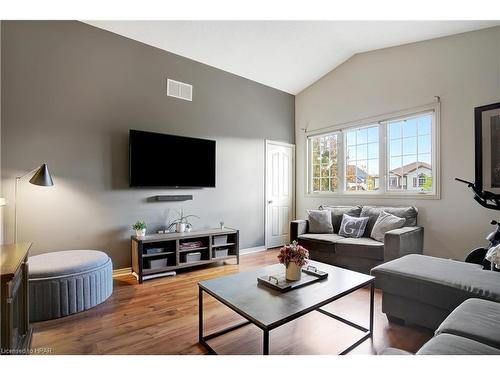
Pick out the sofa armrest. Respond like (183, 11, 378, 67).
(290, 220, 308, 242)
(384, 226, 423, 262)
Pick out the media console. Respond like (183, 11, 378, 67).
(131, 228, 239, 283)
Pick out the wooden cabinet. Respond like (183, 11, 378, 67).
(131, 228, 239, 283)
(1, 243, 33, 354)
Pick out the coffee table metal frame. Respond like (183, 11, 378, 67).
(198, 278, 374, 355)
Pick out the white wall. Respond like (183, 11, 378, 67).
(296, 26, 500, 260)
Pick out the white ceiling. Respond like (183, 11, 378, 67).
(84, 21, 500, 94)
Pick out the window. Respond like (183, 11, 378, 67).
(345, 125, 379, 192)
(387, 113, 433, 193)
(309, 133, 339, 193)
(307, 104, 438, 197)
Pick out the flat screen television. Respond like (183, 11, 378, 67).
(129, 129, 216, 188)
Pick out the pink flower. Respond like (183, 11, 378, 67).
(277, 240, 309, 267)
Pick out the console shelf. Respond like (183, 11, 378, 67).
(131, 228, 239, 283)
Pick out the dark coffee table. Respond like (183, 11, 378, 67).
(198, 260, 375, 355)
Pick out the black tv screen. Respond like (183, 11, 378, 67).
(129, 129, 216, 188)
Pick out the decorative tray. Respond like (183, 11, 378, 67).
(257, 265, 328, 292)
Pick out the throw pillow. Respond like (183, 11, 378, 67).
(307, 209, 333, 234)
(320, 205, 362, 233)
(370, 211, 406, 242)
(338, 214, 369, 238)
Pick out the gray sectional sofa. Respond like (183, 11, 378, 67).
(371, 254, 500, 330)
(382, 298, 500, 355)
(291, 205, 423, 274)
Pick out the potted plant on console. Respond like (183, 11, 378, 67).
(167, 209, 199, 233)
(132, 220, 147, 237)
(277, 241, 309, 281)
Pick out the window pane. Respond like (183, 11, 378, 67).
(403, 137, 417, 155)
(346, 145, 356, 161)
(387, 112, 434, 194)
(367, 127, 379, 143)
(346, 131, 356, 146)
(389, 121, 402, 140)
(368, 143, 379, 159)
(403, 118, 417, 137)
(321, 178, 330, 191)
(356, 144, 367, 160)
(356, 128, 368, 144)
(418, 135, 432, 154)
(368, 159, 379, 176)
(313, 164, 320, 178)
(419, 153, 431, 165)
(344, 125, 379, 193)
(418, 115, 432, 135)
(309, 134, 338, 192)
(390, 139, 402, 156)
(313, 178, 320, 192)
(320, 165, 329, 178)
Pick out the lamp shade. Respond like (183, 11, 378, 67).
(29, 163, 54, 187)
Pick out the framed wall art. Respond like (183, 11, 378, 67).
(475, 102, 500, 196)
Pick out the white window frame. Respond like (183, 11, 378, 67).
(305, 102, 440, 199)
(307, 131, 341, 194)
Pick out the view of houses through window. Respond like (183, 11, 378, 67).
(309, 110, 435, 195)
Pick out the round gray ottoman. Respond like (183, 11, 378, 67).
(29, 250, 113, 322)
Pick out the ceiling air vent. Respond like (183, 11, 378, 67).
(167, 78, 192, 101)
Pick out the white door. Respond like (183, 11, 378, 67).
(265, 140, 295, 249)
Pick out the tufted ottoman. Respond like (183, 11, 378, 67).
(28, 250, 113, 322)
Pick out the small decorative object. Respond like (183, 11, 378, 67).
(166, 209, 199, 233)
(132, 220, 147, 237)
(186, 223, 193, 232)
(486, 244, 500, 270)
(277, 241, 309, 281)
(220, 220, 225, 230)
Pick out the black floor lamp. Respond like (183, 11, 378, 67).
(15, 163, 54, 243)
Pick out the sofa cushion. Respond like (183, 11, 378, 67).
(298, 233, 345, 244)
(370, 211, 406, 242)
(371, 254, 500, 312)
(436, 298, 500, 349)
(335, 237, 384, 260)
(320, 205, 362, 233)
(417, 333, 500, 355)
(307, 209, 333, 233)
(338, 214, 369, 238)
(360, 206, 418, 237)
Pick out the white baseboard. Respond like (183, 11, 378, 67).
(113, 267, 132, 277)
(240, 246, 267, 255)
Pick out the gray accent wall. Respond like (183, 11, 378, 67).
(1, 21, 294, 268)
(296, 26, 500, 261)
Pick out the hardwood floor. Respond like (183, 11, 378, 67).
(31, 249, 432, 355)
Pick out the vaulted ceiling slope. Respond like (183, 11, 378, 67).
(84, 21, 500, 94)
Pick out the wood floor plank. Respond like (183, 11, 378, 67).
(30, 250, 432, 355)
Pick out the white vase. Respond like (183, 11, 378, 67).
(136, 229, 146, 237)
(176, 223, 186, 233)
(286, 262, 302, 281)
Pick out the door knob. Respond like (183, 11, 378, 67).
(268, 200, 273, 204)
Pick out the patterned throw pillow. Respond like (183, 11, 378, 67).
(338, 214, 369, 238)
(370, 211, 406, 242)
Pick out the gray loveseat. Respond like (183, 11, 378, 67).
(291, 205, 423, 274)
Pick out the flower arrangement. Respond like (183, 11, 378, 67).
(277, 241, 309, 267)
